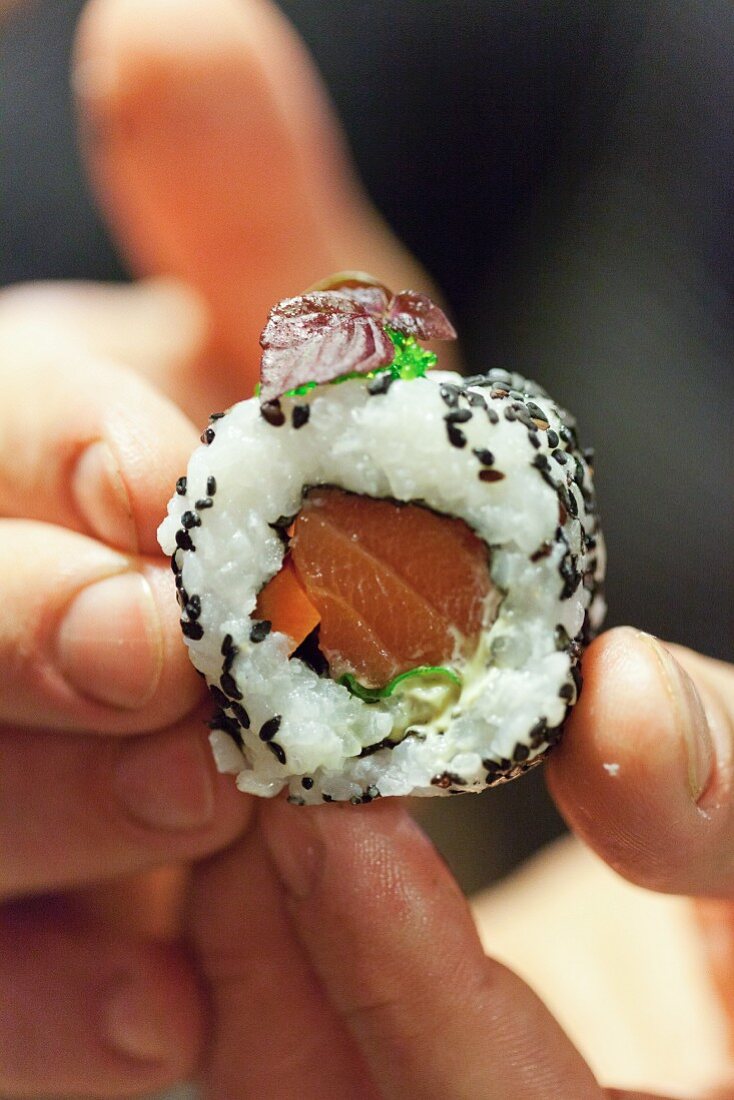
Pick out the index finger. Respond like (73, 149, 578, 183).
(547, 627, 734, 898)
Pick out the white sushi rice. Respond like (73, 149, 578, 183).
(159, 369, 605, 804)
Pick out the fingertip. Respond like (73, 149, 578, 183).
(1, 921, 206, 1096)
(547, 627, 716, 891)
(102, 940, 206, 1074)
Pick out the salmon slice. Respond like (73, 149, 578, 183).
(286, 487, 492, 686)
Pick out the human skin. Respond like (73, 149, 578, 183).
(1, 0, 733, 1096)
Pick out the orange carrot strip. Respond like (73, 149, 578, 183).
(255, 554, 320, 653)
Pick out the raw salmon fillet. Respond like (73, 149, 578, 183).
(289, 487, 492, 686)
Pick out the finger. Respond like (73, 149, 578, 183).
(0, 717, 251, 898)
(0, 907, 203, 1098)
(73, 0, 436, 388)
(0, 522, 201, 731)
(188, 809, 381, 1099)
(0, 276, 208, 392)
(260, 799, 602, 1100)
(0, 287, 199, 553)
(547, 627, 734, 897)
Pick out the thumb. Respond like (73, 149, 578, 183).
(72, 0, 427, 386)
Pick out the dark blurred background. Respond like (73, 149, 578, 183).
(2, 0, 732, 893)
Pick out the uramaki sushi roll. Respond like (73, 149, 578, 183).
(158, 275, 605, 804)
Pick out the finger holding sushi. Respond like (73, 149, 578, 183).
(190, 798, 682, 1098)
(0, 285, 202, 553)
(547, 627, 734, 898)
(0, 714, 251, 900)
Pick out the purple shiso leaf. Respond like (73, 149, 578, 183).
(331, 283, 391, 317)
(386, 291, 457, 341)
(259, 292, 394, 401)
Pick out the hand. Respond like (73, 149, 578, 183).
(3, 1, 731, 1098)
(0, 0, 430, 1095)
(184, 634, 734, 1100)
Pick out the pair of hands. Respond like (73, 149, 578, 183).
(3, 0, 733, 1096)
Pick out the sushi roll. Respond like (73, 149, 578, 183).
(158, 274, 605, 804)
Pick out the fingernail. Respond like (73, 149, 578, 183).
(263, 801, 325, 900)
(56, 572, 163, 709)
(641, 632, 713, 801)
(72, 440, 138, 552)
(103, 973, 174, 1063)
(114, 733, 215, 831)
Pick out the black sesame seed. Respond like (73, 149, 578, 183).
(230, 701, 251, 728)
(221, 633, 234, 656)
(445, 408, 472, 424)
(566, 487, 579, 517)
(554, 625, 571, 650)
(512, 403, 534, 429)
(472, 447, 495, 466)
(546, 429, 559, 448)
(559, 682, 574, 701)
(222, 645, 239, 672)
(559, 552, 581, 599)
(322, 794, 334, 802)
(525, 401, 549, 429)
(208, 710, 242, 743)
(171, 551, 182, 575)
(267, 741, 287, 765)
(439, 383, 460, 407)
(195, 497, 214, 509)
(488, 368, 513, 385)
(466, 390, 486, 408)
(504, 406, 517, 421)
(446, 423, 467, 448)
(259, 715, 282, 742)
(486, 407, 500, 424)
(207, 476, 217, 495)
(301, 776, 314, 790)
(513, 743, 530, 763)
(260, 400, 286, 426)
(175, 476, 187, 495)
(532, 453, 550, 471)
(175, 529, 195, 551)
(181, 619, 204, 640)
(573, 457, 585, 487)
(209, 411, 225, 421)
(201, 427, 216, 445)
(185, 594, 201, 620)
(367, 371, 395, 396)
(552, 449, 568, 465)
(292, 404, 310, 429)
(209, 685, 230, 709)
(527, 429, 541, 448)
(220, 670, 243, 700)
(528, 718, 549, 748)
(250, 620, 272, 643)
(181, 510, 201, 529)
(478, 468, 505, 483)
